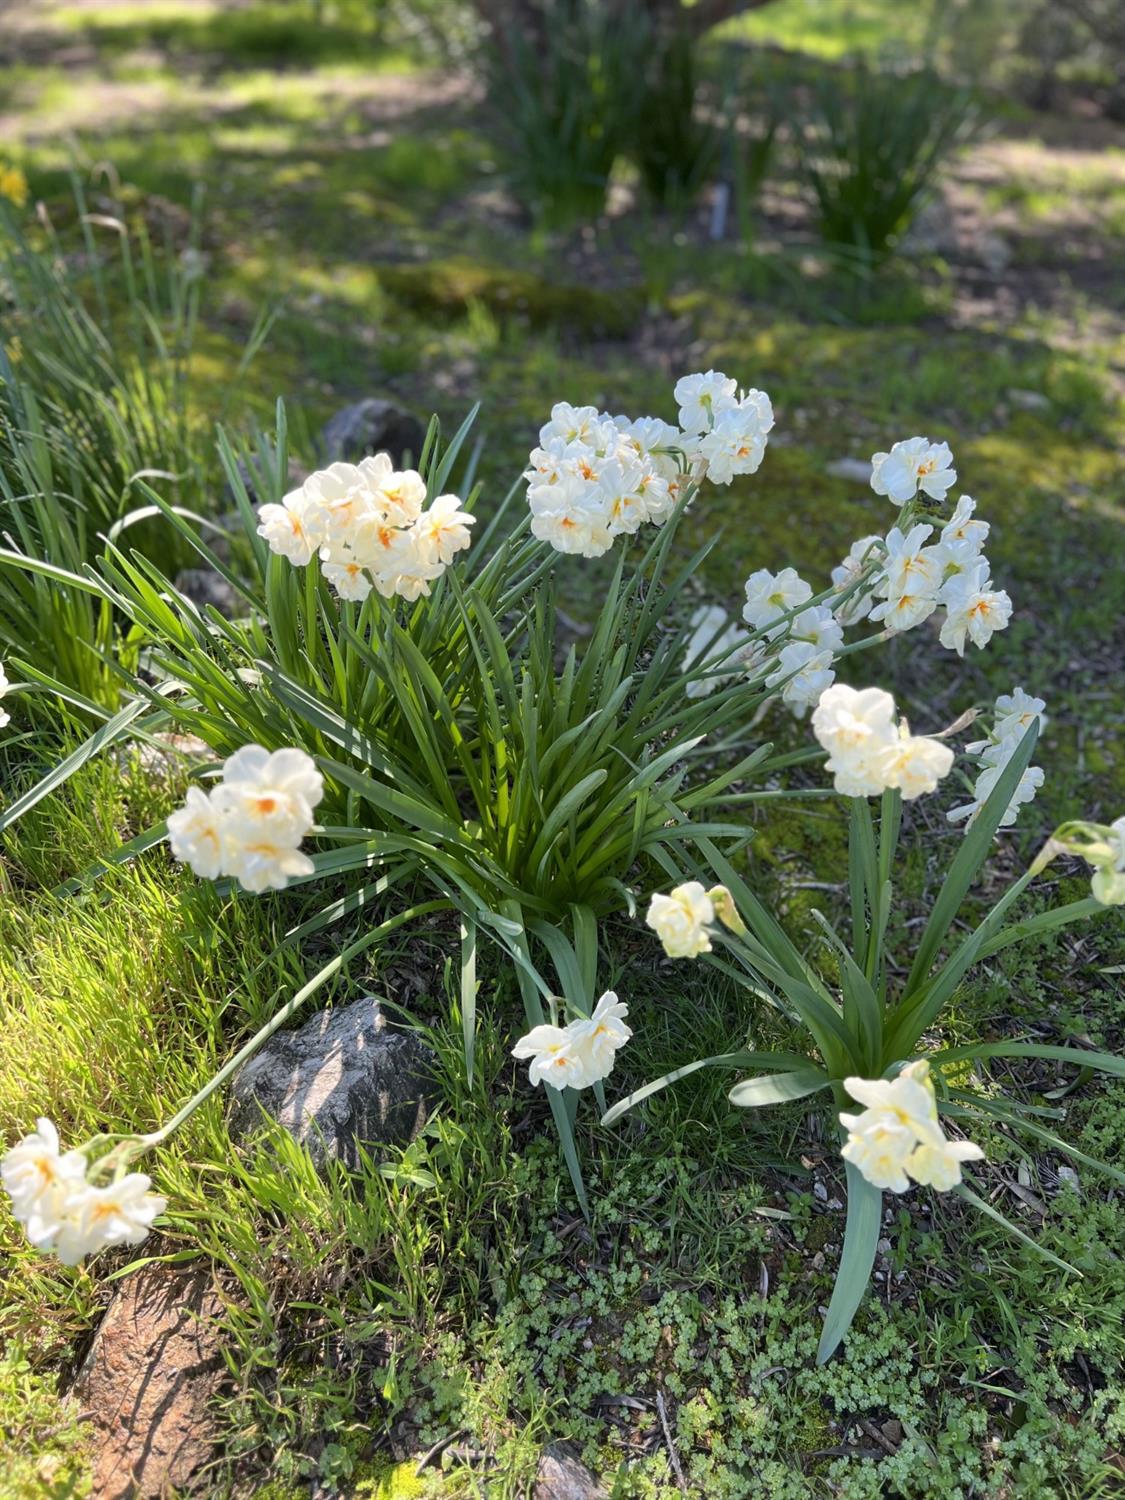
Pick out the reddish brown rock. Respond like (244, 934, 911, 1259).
(72, 1264, 225, 1498)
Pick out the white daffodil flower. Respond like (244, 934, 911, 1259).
(938, 563, 1013, 655)
(742, 567, 813, 633)
(840, 1061, 983, 1194)
(646, 882, 715, 958)
(673, 370, 739, 434)
(870, 437, 956, 505)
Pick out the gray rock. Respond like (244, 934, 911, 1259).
(534, 1442, 607, 1500)
(825, 457, 872, 484)
(173, 568, 241, 619)
(229, 996, 437, 1172)
(322, 398, 426, 467)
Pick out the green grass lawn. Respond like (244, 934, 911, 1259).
(1, 1, 1124, 1495)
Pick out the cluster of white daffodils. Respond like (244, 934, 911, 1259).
(511, 991, 631, 1090)
(645, 881, 742, 958)
(524, 371, 773, 558)
(257, 455, 475, 602)
(840, 1061, 984, 1193)
(525, 403, 685, 557)
(167, 745, 323, 894)
(1, 1119, 165, 1265)
(812, 683, 954, 801)
(948, 687, 1047, 831)
(674, 370, 774, 486)
(868, 508, 1011, 653)
(829, 441, 1012, 656)
(0, 661, 9, 728)
(742, 567, 843, 716)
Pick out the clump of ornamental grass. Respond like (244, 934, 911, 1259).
(1, 361, 1118, 1361)
(0, 175, 272, 714)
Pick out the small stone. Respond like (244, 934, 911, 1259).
(1007, 388, 1051, 412)
(321, 398, 426, 467)
(1056, 1164, 1080, 1191)
(825, 457, 872, 484)
(71, 1265, 225, 1499)
(174, 568, 241, 619)
(229, 995, 437, 1173)
(534, 1441, 607, 1500)
(813, 1180, 828, 1202)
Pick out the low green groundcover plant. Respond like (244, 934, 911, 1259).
(0, 367, 1121, 1362)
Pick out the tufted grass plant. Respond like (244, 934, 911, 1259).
(0, 401, 848, 1206)
(796, 66, 979, 261)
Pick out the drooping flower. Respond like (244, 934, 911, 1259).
(1, 1119, 87, 1229)
(840, 1060, 983, 1194)
(0, 660, 10, 729)
(870, 437, 956, 506)
(1, 1122, 165, 1266)
(938, 563, 1013, 656)
(646, 882, 715, 959)
(742, 567, 813, 634)
(52, 1174, 167, 1267)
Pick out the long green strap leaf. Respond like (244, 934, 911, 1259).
(729, 1068, 830, 1108)
(934, 1042, 1125, 1078)
(955, 1181, 1079, 1276)
(817, 1162, 882, 1364)
(601, 1050, 811, 1127)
